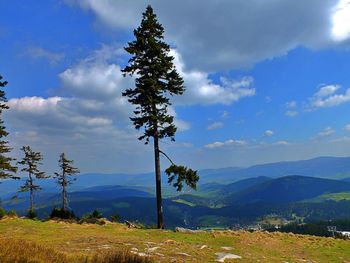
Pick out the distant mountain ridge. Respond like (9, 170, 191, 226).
(231, 156, 350, 179)
(3, 174, 350, 228)
(1, 156, 350, 199)
(222, 175, 350, 205)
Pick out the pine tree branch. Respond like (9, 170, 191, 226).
(159, 149, 175, 165)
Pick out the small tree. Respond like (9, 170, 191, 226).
(122, 5, 199, 229)
(18, 146, 46, 215)
(54, 153, 79, 212)
(0, 75, 17, 180)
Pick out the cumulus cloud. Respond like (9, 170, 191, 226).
(307, 84, 350, 109)
(264, 130, 274, 137)
(205, 139, 247, 149)
(65, 0, 346, 71)
(315, 84, 340, 97)
(171, 50, 255, 105)
(167, 106, 191, 132)
(331, 0, 350, 42)
(207, 122, 224, 130)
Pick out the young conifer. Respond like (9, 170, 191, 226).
(18, 146, 46, 215)
(122, 5, 199, 229)
(54, 153, 79, 212)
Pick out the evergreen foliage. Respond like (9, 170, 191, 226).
(0, 75, 17, 180)
(7, 209, 17, 217)
(26, 209, 37, 219)
(50, 207, 76, 220)
(83, 209, 103, 220)
(111, 213, 121, 222)
(122, 5, 199, 229)
(18, 146, 47, 214)
(53, 153, 79, 212)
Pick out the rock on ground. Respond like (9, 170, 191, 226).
(175, 227, 204, 233)
(215, 252, 242, 262)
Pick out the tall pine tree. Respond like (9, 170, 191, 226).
(54, 153, 79, 212)
(0, 75, 17, 180)
(18, 146, 46, 215)
(122, 5, 199, 229)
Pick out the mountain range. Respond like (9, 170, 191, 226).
(1, 156, 350, 228)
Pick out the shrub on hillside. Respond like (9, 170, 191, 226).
(0, 207, 6, 219)
(111, 213, 121, 223)
(50, 207, 76, 220)
(27, 210, 37, 219)
(7, 209, 17, 217)
(80, 210, 105, 225)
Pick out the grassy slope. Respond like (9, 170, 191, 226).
(308, 192, 350, 202)
(0, 218, 349, 263)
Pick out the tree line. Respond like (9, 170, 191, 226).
(0, 5, 199, 228)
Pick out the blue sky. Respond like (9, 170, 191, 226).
(1, 0, 350, 174)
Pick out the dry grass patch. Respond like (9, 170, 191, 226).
(0, 238, 153, 263)
(0, 238, 69, 263)
(1, 218, 350, 262)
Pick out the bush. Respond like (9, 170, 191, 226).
(90, 209, 103, 219)
(80, 210, 105, 225)
(27, 210, 37, 219)
(111, 213, 121, 222)
(0, 207, 6, 219)
(82, 209, 103, 220)
(7, 209, 17, 217)
(50, 207, 76, 220)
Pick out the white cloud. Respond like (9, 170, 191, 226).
(5, 46, 197, 173)
(171, 50, 256, 105)
(65, 0, 344, 71)
(285, 110, 299, 117)
(286, 101, 297, 109)
(285, 101, 298, 117)
(315, 84, 340, 98)
(331, 0, 350, 41)
(345, 123, 350, 131)
(275, 140, 289, 145)
(167, 106, 191, 132)
(6, 43, 259, 173)
(307, 84, 350, 109)
(317, 126, 335, 137)
(207, 122, 224, 130)
(220, 111, 229, 119)
(264, 130, 274, 137)
(25, 47, 64, 65)
(205, 139, 247, 149)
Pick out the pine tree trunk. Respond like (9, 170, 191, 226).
(153, 134, 164, 229)
(29, 172, 33, 213)
(30, 188, 33, 213)
(62, 173, 68, 211)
